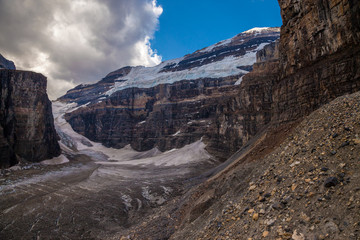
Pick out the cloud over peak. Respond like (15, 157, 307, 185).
(0, 0, 163, 99)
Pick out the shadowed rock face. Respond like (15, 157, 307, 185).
(0, 70, 61, 167)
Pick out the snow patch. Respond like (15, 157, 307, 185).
(234, 76, 244, 85)
(199, 38, 233, 53)
(66, 102, 90, 113)
(41, 155, 69, 165)
(172, 131, 181, 136)
(121, 194, 133, 210)
(95, 140, 214, 167)
(244, 27, 271, 34)
(141, 186, 166, 205)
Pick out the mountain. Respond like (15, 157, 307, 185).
(0, 53, 15, 70)
(105, 0, 360, 239)
(59, 27, 281, 160)
(0, 68, 61, 168)
(60, 27, 280, 105)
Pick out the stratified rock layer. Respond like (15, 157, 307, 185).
(0, 70, 60, 167)
(278, 0, 360, 76)
(241, 0, 360, 129)
(65, 78, 246, 160)
(273, 0, 360, 123)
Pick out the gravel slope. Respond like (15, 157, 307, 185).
(173, 92, 360, 240)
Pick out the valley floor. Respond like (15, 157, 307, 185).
(0, 102, 218, 239)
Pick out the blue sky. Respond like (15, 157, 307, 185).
(152, 0, 282, 60)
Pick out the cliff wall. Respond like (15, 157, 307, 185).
(63, 0, 359, 161)
(240, 0, 360, 127)
(272, 0, 360, 123)
(278, 0, 360, 76)
(0, 70, 60, 167)
(65, 77, 246, 160)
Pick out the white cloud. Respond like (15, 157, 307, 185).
(0, 0, 163, 99)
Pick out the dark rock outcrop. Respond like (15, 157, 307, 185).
(0, 70, 61, 168)
(278, 0, 360, 76)
(0, 54, 15, 70)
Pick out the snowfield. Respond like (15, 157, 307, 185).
(105, 33, 274, 96)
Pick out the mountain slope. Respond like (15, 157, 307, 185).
(170, 91, 360, 240)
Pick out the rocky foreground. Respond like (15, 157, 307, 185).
(115, 91, 360, 240)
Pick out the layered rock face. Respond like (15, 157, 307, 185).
(238, 41, 280, 137)
(240, 0, 360, 128)
(273, 0, 360, 123)
(65, 76, 255, 160)
(278, 0, 360, 76)
(0, 70, 61, 167)
(62, 28, 280, 160)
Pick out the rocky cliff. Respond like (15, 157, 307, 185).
(239, 0, 360, 130)
(60, 28, 280, 160)
(120, 92, 360, 240)
(0, 70, 61, 168)
(273, 0, 360, 123)
(278, 0, 360, 76)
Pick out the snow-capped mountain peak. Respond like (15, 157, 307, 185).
(243, 27, 275, 34)
(59, 27, 280, 104)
